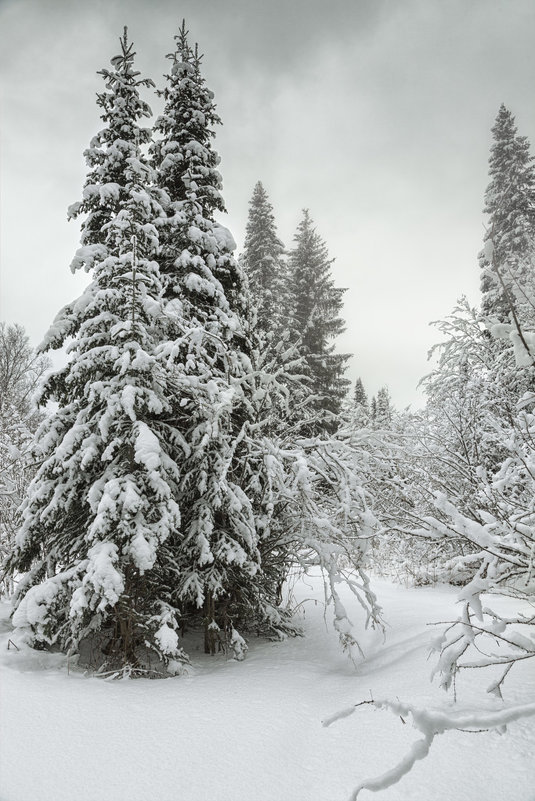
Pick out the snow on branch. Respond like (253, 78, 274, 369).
(490, 321, 535, 367)
(323, 697, 535, 799)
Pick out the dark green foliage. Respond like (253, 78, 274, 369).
(242, 181, 288, 338)
(353, 377, 368, 410)
(150, 22, 249, 322)
(371, 386, 393, 429)
(287, 210, 351, 431)
(6, 30, 188, 675)
(479, 104, 535, 322)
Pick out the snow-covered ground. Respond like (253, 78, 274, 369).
(1, 574, 533, 801)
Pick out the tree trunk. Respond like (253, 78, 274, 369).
(204, 592, 217, 655)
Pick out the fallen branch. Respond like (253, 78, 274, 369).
(323, 696, 535, 799)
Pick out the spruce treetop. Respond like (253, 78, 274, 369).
(479, 104, 535, 321)
(373, 386, 393, 429)
(44, 27, 165, 354)
(288, 209, 351, 428)
(243, 181, 287, 336)
(353, 377, 368, 409)
(290, 209, 344, 341)
(152, 20, 224, 219)
(69, 28, 157, 249)
(150, 21, 248, 335)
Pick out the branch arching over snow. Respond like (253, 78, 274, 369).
(323, 698, 535, 799)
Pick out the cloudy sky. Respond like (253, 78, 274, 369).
(1, 0, 535, 408)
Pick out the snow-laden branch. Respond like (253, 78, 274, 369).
(323, 697, 535, 799)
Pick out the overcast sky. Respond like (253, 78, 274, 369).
(1, 0, 535, 408)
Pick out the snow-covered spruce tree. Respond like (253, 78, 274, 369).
(242, 181, 288, 339)
(147, 23, 260, 651)
(150, 23, 289, 651)
(479, 104, 535, 324)
(353, 377, 368, 412)
(371, 386, 394, 429)
(149, 25, 381, 656)
(340, 376, 370, 430)
(287, 210, 351, 432)
(150, 21, 246, 318)
(5, 31, 188, 675)
(242, 183, 315, 437)
(375, 108, 535, 592)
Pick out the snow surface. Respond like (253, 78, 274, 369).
(0, 575, 534, 801)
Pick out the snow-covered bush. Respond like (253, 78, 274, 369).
(0, 324, 50, 596)
(328, 105, 535, 797)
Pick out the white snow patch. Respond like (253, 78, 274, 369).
(212, 223, 237, 252)
(1, 576, 533, 801)
(154, 623, 179, 655)
(129, 530, 156, 573)
(134, 422, 161, 471)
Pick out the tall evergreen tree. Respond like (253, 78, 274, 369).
(372, 386, 394, 429)
(242, 181, 287, 338)
(149, 26, 378, 652)
(354, 376, 370, 427)
(151, 21, 246, 322)
(353, 377, 369, 411)
(479, 105, 535, 322)
(6, 31, 187, 674)
(288, 210, 351, 430)
(149, 23, 268, 651)
(341, 376, 370, 429)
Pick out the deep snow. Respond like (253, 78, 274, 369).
(0, 574, 533, 801)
